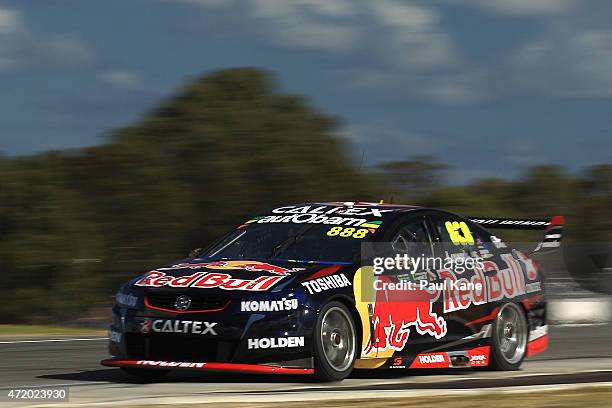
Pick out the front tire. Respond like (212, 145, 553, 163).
(313, 301, 357, 381)
(488, 303, 528, 370)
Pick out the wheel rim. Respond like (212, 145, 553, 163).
(320, 306, 355, 372)
(495, 303, 527, 364)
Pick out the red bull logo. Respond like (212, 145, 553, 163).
(160, 260, 297, 276)
(439, 253, 534, 313)
(135, 271, 284, 291)
(359, 252, 540, 357)
(363, 274, 447, 355)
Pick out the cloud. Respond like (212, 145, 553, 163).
(245, 0, 360, 51)
(368, 1, 612, 102)
(100, 70, 144, 90)
(0, 7, 20, 34)
(447, 0, 577, 16)
(508, 27, 612, 97)
(172, 0, 236, 7)
(0, 6, 93, 74)
(251, 0, 356, 18)
(336, 68, 489, 105)
(252, 0, 461, 68)
(340, 123, 443, 165)
(167, 0, 459, 62)
(162, 0, 477, 103)
(166, 0, 466, 102)
(369, 0, 460, 70)
(371, 0, 437, 28)
(166, 0, 612, 104)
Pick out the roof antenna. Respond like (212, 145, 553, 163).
(359, 151, 365, 172)
(354, 151, 365, 205)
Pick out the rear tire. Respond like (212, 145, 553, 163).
(120, 367, 170, 380)
(488, 303, 528, 370)
(313, 301, 357, 381)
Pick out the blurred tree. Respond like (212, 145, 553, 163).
(0, 67, 610, 321)
(0, 68, 380, 323)
(110, 68, 380, 248)
(511, 165, 576, 218)
(378, 156, 448, 201)
(572, 165, 612, 241)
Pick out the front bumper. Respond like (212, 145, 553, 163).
(105, 292, 317, 371)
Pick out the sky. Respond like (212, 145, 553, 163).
(0, 0, 611, 183)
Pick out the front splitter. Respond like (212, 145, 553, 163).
(101, 358, 314, 375)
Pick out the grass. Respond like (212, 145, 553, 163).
(0, 324, 106, 337)
(136, 386, 612, 408)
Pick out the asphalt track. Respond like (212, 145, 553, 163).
(1, 325, 611, 406)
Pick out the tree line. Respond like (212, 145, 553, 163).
(0, 68, 610, 323)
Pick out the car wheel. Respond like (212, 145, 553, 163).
(120, 367, 170, 380)
(488, 303, 528, 370)
(313, 301, 357, 381)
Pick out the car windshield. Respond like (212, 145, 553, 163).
(204, 222, 373, 263)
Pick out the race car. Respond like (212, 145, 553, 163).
(101, 202, 562, 381)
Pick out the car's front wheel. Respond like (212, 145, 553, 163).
(488, 302, 528, 370)
(313, 301, 357, 381)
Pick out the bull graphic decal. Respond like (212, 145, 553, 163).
(363, 274, 447, 355)
(161, 260, 296, 276)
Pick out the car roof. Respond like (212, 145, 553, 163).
(271, 202, 424, 219)
(254, 203, 486, 234)
(322, 201, 422, 211)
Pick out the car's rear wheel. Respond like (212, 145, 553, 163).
(488, 303, 528, 370)
(120, 367, 170, 380)
(313, 301, 357, 381)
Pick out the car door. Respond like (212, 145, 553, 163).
(427, 212, 495, 340)
(364, 214, 447, 359)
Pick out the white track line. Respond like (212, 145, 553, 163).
(25, 381, 612, 407)
(0, 337, 107, 344)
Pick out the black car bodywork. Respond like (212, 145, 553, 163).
(102, 202, 560, 377)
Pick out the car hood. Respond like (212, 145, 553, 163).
(156, 258, 331, 276)
(127, 258, 351, 295)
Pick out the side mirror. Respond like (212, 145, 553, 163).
(189, 248, 204, 258)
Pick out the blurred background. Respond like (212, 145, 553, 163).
(0, 0, 611, 325)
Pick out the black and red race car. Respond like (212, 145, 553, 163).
(102, 202, 563, 381)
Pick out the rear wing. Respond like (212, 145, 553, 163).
(469, 215, 564, 253)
